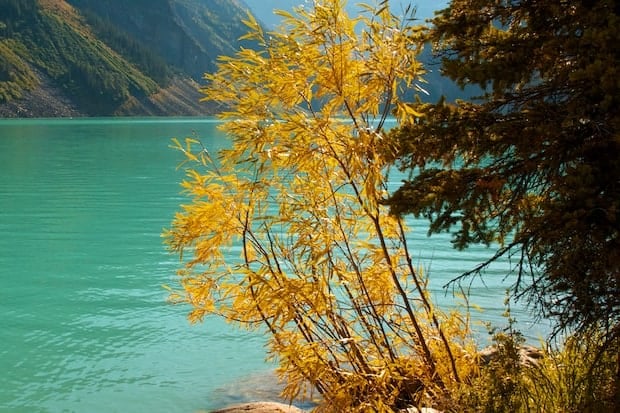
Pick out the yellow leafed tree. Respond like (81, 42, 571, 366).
(164, 1, 477, 410)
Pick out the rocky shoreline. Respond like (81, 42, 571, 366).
(210, 402, 307, 413)
(208, 344, 544, 413)
(209, 402, 444, 413)
(0, 73, 211, 118)
(0, 69, 84, 118)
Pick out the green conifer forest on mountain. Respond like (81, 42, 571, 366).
(0, 0, 255, 117)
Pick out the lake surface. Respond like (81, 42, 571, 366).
(0, 118, 549, 412)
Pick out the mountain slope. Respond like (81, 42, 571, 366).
(0, 0, 253, 117)
(0, 0, 472, 118)
(67, 0, 255, 80)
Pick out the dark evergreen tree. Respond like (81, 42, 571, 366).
(387, 0, 620, 345)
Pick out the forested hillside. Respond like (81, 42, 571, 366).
(0, 0, 255, 117)
(68, 0, 256, 80)
(243, 0, 446, 29)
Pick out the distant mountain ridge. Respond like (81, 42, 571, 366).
(0, 0, 471, 118)
(0, 0, 256, 117)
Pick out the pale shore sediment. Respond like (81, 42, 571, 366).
(210, 401, 307, 413)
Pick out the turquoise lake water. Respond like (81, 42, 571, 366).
(0, 118, 550, 412)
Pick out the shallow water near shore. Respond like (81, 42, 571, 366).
(0, 118, 549, 412)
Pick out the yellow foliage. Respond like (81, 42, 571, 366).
(165, 1, 478, 411)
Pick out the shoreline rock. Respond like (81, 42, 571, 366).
(479, 344, 544, 367)
(210, 402, 307, 413)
